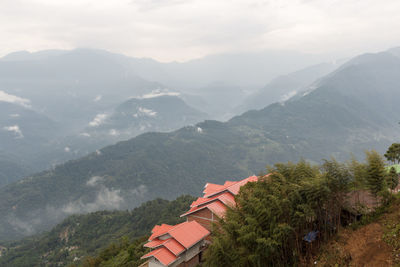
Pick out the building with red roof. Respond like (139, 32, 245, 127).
(180, 175, 258, 231)
(141, 221, 210, 267)
(141, 175, 260, 267)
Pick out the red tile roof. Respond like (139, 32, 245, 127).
(181, 192, 235, 217)
(141, 246, 177, 266)
(163, 239, 185, 255)
(189, 192, 235, 209)
(168, 221, 210, 248)
(205, 200, 228, 218)
(182, 176, 259, 218)
(144, 238, 186, 256)
(203, 183, 226, 196)
(142, 221, 210, 266)
(144, 239, 166, 248)
(149, 224, 174, 241)
(142, 175, 262, 266)
(203, 175, 258, 198)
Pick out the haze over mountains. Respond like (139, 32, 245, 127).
(0, 47, 399, 241)
(0, 48, 332, 187)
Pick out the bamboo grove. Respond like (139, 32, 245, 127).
(204, 149, 399, 267)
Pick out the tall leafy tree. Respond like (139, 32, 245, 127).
(365, 150, 386, 196)
(204, 160, 348, 267)
(321, 159, 351, 229)
(347, 156, 367, 190)
(384, 143, 400, 164)
(387, 166, 399, 191)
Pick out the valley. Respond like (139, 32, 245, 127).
(0, 48, 399, 242)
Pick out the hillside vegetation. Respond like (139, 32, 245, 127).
(1, 50, 400, 241)
(203, 150, 395, 266)
(315, 196, 400, 266)
(0, 195, 194, 267)
(77, 150, 400, 267)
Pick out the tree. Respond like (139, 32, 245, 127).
(365, 150, 386, 196)
(384, 143, 400, 164)
(322, 159, 351, 229)
(347, 156, 367, 190)
(387, 167, 399, 191)
(204, 173, 303, 267)
(205, 160, 341, 266)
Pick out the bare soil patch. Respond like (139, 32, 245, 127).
(343, 222, 393, 267)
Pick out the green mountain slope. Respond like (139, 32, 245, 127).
(0, 195, 194, 267)
(0, 50, 399, 241)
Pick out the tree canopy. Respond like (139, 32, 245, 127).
(204, 151, 394, 266)
(384, 143, 400, 164)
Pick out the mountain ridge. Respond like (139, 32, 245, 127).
(0, 49, 399, 241)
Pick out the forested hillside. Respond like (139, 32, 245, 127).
(0, 195, 194, 266)
(0, 50, 399, 241)
(203, 151, 399, 266)
(77, 150, 400, 267)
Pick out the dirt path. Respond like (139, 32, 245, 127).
(344, 223, 393, 267)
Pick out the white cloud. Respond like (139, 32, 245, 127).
(0, 90, 31, 107)
(109, 129, 119, 136)
(89, 113, 107, 127)
(64, 146, 70, 152)
(140, 90, 180, 99)
(6, 215, 35, 235)
(1, 0, 400, 61)
(138, 107, 157, 117)
(3, 125, 23, 138)
(86, 176, 104, 187)
(93, 95, 102, 102)
(130, 184, 148, 199)
(62, 186, 124, 214)
(10, 113, 20, 117)
(280, 90, 298, 102)
(80, 132, 90, 137)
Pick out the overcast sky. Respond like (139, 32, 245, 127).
(1, 0, 400, 62)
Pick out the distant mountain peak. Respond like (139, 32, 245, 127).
(1, 50, 68, 61)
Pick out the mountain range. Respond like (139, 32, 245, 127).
(0, 48, 331, 187)
(0, 48, 399, 241)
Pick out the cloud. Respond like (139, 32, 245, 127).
(89, 113, 108, 127)
(93, 95, 102, 102)
(138, 107, 157, 117)
(130, 184, 148, 199)
(86, 176, 104, 186)
(280, 90, 298, 102)
(3, 125, 24, 138)
(6, 183, 150, 236)
(1, 0, 400, 61)
(109, 129, 119, 136)
(0, 90, 31, 107)
(62, 186, 124, 214)
(6, 214, 35, 235)
(140, 90, 180, 99)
